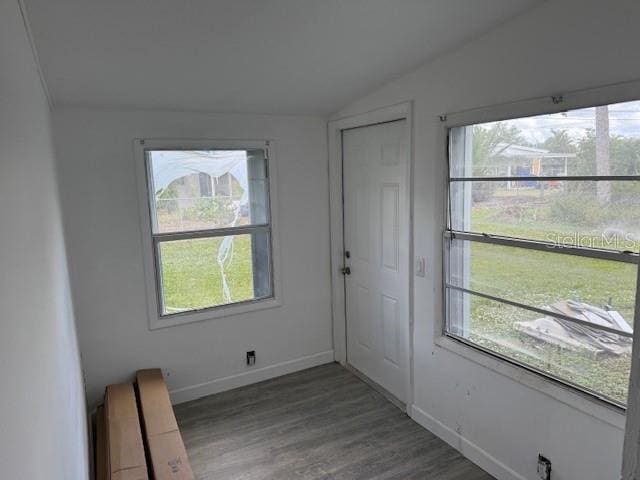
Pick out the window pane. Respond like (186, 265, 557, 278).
(447, 238, 637, 328)
(449, 180, 640, 251)
(449, 100, 640, 179)
(446, 289, 632, 405)
(157, 232, 271, 314)
(148, 149, 269, 233)
(446, 100, 640, 406)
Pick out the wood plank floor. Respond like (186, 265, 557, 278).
(174, 363, 494, 480)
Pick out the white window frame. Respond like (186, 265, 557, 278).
(435, 81, 640, 428)
(134, 138, 282, 330)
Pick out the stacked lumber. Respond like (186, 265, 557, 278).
(514, 299, 633, 357)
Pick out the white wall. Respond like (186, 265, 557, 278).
(332, 1, 640, 479)
(52, 107, 333, 407)
(0, 2, 88, 480)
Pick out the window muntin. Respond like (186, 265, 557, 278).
(445, 101, 640, 406)
(145, 148, 273, 316)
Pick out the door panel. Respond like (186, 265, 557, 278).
(356, 285, 372, 349)
(342, 119, 409, 403)
(382, 294, 400, 366)
(381, 183, 399, 271)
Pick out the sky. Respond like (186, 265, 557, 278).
(481, 100, 640, 145)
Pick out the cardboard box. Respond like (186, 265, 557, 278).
(105, 383, 149, 480)
(111, 467, 149, 480)
(96, 405, 107, 480)
(136, 369, 194, 480)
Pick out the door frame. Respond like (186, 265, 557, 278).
(328, 101, 413, 407)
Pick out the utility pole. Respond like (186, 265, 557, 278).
(596, 105, 611, 201)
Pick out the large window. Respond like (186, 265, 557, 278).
(137, 140, 277, 328)
(444, 100, 640, 406)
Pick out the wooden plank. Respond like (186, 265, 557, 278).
(96, 405, 107, 480)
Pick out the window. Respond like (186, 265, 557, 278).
(444, 100, 640, 407)
(137, 140, 278, 328)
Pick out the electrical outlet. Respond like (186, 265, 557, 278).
(246, 350, 256, 366)
(537, 454, 551, 480)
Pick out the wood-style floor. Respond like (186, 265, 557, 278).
(174, 363, 494, 480)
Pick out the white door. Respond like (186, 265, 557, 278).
(342, 119, 410, 403)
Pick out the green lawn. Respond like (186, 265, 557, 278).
(462, 193, 636, 404)
(466, 243, 633, 404)
(158, 235, 254, 313)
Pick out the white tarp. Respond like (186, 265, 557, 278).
(150, 150, 249, 203)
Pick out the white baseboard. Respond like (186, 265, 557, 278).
(169, 350, 335, 405)
(409, 404, 526, 480)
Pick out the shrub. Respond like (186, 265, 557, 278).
(185, 197, 236, 225)
(546, 194, 607, 226)
(472, 183, 496, 203)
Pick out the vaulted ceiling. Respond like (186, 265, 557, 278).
(24, 0, 543, 115)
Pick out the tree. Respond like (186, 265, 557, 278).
(543, 129, 576, 156)
(472, 123, 525, 176)
(469, 123, 525, 202)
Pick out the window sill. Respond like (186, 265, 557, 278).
(433, 334, 626, 430)
(148, 296, 281, 330)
